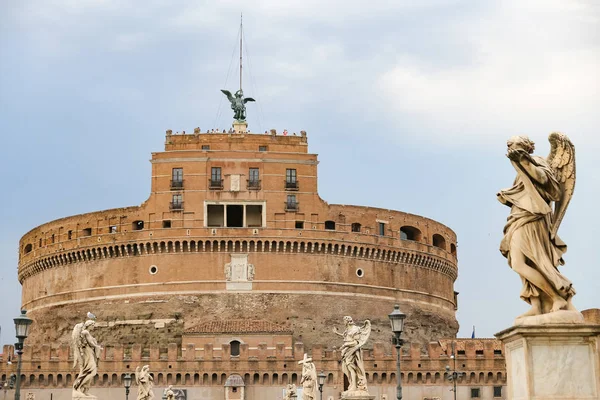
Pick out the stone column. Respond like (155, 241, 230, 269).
(496, 324, 600, 400)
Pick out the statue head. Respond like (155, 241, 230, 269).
(343, 316, 354, 325)
(83, 320, 96, 330)
(235, 89, 243, 98)
(168, 385, 173, 389)
(507, 136, 535, 154)
(142, 365, 150, 372)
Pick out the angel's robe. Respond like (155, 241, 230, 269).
(73, 329, 100, 394)
(340, 324, 368, 391)
(497, 155, 575, 303)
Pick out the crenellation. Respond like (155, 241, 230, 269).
(132, 343, 142, 361)
(0, 338, 508, 390)
(168, 343, 178, 361)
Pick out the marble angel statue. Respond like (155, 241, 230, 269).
(333, 316, 371, 394)
(71, 318, 102, 398)
(498, 133, 582, 323)
(135, 365, 154, 400)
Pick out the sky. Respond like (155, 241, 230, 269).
(0, 0, 598, 345)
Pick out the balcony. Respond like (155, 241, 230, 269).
(170, 180, 184, 190)
(247, 179, 261, 190)
(209, 179, 223, 190)
(170, 202, 184, 211)
(285, 201, 299, 212)
(285, 180, 299, 191)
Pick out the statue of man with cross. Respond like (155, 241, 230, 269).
(298, 353, 318, 400)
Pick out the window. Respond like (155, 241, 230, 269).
(24, 244, 33, 254)
(493, 349, 502, 355)
(471, 388, 480, 398)
(432, 234, 446, 250)
(451, 243, 457, 256)
(493, 386, 502, 397)
(162, 220, 172, 228)
(171, 168, 183, 189)
(201, 145, 210, 150)
(171, 194, 183, 210)
(258, 146, 267, 152)
(285, 169, 298, 190)
(246, 205, 263, 227)
(39, 238, 42, 247)
(325, 220, 335, 230)
(109, 225, 117, 234)
(286, 195, 298, 211)
(82, 228, 92, 237)
(230, 340, 240, 357)
(378, 222, 385, 236)
(132, 221, 144, 231)
(248, 168, 260, 189)
(210, 167, 222, 189)
(457, 350, 466, 355)
(67, 230, 72, 240)
(207, 203, 264, 228)
(207, 205, 224, 227)
(351, 223, 361, 233)
(400, 226, 421, 241)
(295, 221, 304, 229)
(226, 205, 243, 227)
(475, 350, 484, 355)
(51, 234, 55, 243)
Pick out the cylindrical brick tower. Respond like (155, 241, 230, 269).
(18, 129, 459, 349)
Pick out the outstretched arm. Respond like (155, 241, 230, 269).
(332, 327, 344, 337)
(508, 149, 548, 185)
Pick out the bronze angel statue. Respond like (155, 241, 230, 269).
(497, 133, 581, 323)
(221, 89, 255, 121)
(333, 316, 371, 394)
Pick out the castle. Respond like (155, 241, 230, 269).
(3, 125, 513, 399)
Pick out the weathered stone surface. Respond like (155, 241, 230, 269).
(72, 390, 97, 400)
(496, 324, 600, 400)
(514, 309, 584, 326)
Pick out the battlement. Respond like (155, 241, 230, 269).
(1, 339, 504, 364)
(163, 128, 308, 153)
(0, 339, 507, 389)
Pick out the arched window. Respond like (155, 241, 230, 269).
(450, 243, 457, 256)
(24, 244, 33, 254)
(132, 220, 144, 230)
(325, 220, 336, 230)
(230, 340, 241, 357)
(432, 234, 446, 250)
(351, 223, 361, 232)
(400, 226, 421, 242)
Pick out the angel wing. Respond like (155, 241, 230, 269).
(135, 366, 141, 385)
(357, 320, 371, 348)
(546, 132, 576, 239)
(243, 97, 255, 104)
(71, 322, 84, 369)
(220, 89, 234, 103)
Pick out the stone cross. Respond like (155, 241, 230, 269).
(297, 353, 312, 366)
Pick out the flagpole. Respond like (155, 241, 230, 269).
(239, 13, 243, 91)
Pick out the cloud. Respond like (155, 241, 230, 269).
(375, 0, 600, 146)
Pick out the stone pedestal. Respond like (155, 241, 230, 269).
(341, 390, 375, 400)
(496, 324, 600, 400)
(232, 121, 247, 133)
(72, 392, 97, 400)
